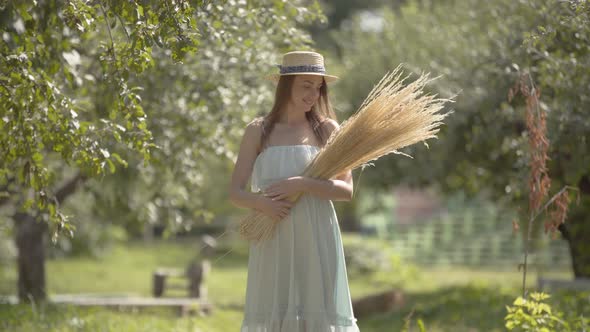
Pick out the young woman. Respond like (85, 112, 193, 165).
(229, 51, 360, 332)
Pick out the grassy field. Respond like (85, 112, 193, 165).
(0, 232, 583, 332)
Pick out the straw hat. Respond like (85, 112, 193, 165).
(266, 51, 339, 84)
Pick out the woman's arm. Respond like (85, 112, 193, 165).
(263, 118, 354, 202)
(229, 119, 294, 221)
(303, 118, 354, 201)
(228, 118, 265, 210)
(299, 170, 353, 201)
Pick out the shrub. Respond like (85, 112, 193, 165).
(505, 292, 589, 331)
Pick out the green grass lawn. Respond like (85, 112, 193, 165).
(0, 233, 583, 332)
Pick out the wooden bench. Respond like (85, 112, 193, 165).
(153, 261, 210, 299)
(153, 234, 216, 299)
(52, 295, 212, 316)
(1, 295, 213, 316)
(538, 277, 590, 292)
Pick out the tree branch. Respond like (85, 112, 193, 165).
(99, 2, 118, 65)
(533, 185, 579, 224)
(114, 11, 130, 42)
(55, 172, 88, 204)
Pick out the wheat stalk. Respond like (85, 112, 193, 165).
(239, 65, 455, 243)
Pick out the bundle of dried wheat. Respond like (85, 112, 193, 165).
(239, 65, 454, 243)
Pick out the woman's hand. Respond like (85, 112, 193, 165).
(256, 196, 294, 222)
(263, 176, 305, 201)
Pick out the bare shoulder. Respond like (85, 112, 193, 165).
(230, 117, 264, 191)
(243, 117, 264, 151)
(248, 116, 265, 127)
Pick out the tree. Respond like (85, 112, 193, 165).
(86, 0, 327, 237)
(328, 0, 590, 276)
(1, 0, 325, 302)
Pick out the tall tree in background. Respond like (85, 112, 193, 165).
(0, 0, 325, 302)
(309, 0, 402, 55)
(328, 0, 589, 276)
(86, 0, 326, 238)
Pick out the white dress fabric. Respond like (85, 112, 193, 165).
(240, 144, 360, 332)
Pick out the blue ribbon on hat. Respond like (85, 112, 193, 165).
(276, 64, 326, 74)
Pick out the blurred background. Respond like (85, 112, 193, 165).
(1, 0, 589, 331)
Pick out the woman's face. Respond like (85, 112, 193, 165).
(289, 75, 324, 111)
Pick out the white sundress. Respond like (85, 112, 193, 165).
(240, 144, 360, 332)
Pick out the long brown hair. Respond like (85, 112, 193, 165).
(259, 75, 338, 150)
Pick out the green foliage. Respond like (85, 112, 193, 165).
(0, 216, 16, 269)
(342, 234, 419, 287)
(0, 304, 242, 332)
(330, 0, 531, 195)
(0, 232, 587, 331)
(327, 0, 590, 275)
(505, 292, 559, 331)
(0, 0, 326, 243)
(356, 187, 396, 237)
(88, 0, 326, 237)
(519, 0, 590, 188)
(402, 311, 427, 332)
(505, 292, 589, 331)
(0, 0, 199, 233)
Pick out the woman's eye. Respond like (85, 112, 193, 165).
(304, 85, 321, 91)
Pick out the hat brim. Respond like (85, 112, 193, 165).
(265, 72, 339, 84)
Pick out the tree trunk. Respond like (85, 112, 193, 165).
(561, 176, 590, 279)
(12, 172, 86, 303)
(562, 199, 590, 278)
(14, 211, 47, 302)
